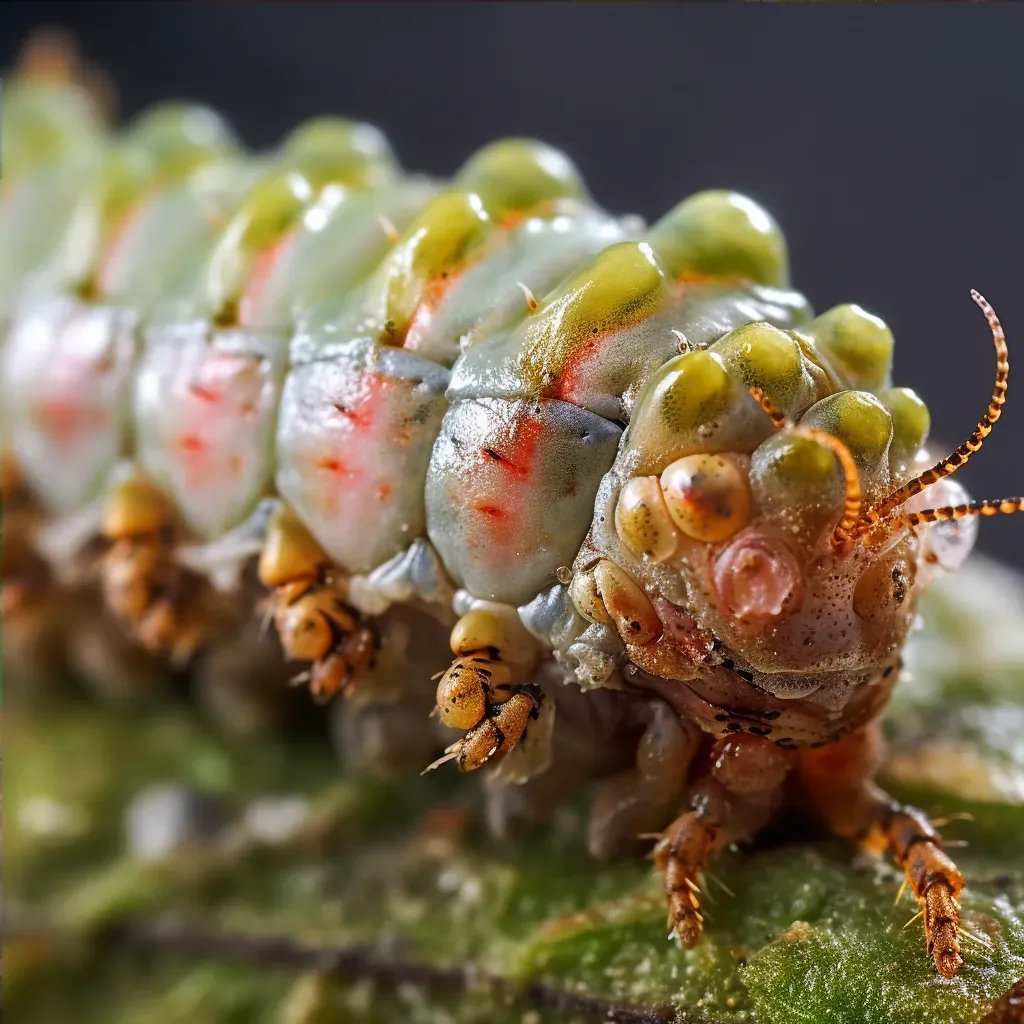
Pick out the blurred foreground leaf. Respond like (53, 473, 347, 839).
(6, 556, 1024, 1023)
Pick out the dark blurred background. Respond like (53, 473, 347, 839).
(3, 2, 1022, 569)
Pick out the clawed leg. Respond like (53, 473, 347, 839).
(428, 607, 542, 772)
(884, 802, 964, 977)
(272, 577, 376, 703)
(652, 810, 715, 946)
(801, 724, 964, 977)
(259, 505, 376, 703)
(429, 651, 542, 771)
(99, 477, 211, 663)
(654, 735, 794, 946)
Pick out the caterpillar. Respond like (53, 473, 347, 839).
(3, 33, 1020, 980)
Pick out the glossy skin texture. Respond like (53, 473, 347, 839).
(3, 42, 1003, 981)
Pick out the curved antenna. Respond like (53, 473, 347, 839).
(851, 290, 1008, 538)
(748, 386, 862, 548)
(749, 386, 787, 430)
(794, 428, 863, 546)
(867, 496, 1024, 543)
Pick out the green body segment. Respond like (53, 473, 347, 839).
(2, 87, 935, 641)
(1, 87, 247, 515)
(0, 71, 109, 319)
(427, 194, 813, 606)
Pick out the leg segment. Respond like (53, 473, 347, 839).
(587, 697, 701, 860)
(801, 725, 964, 978)
(656, 735, 794, 946)
(259, 505, 376, 704)
(99, 474, 211, 663)
(428, 606, 543, 772)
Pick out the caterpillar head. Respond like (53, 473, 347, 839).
(575, 291, 1017, 694)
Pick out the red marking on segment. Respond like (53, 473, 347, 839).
(33, 398, 107, 441)
(462, 414, 545, 557)
(677, 271, 741, 288)
(331, 402, 373, 430)
(554, 330, 613, 407)
(93, 352, 116, 375)
(473, 503, 508, 520)
(403, 273, 458, 352)
(188, 383, 222, 403)
(178, 433, 208, 453)
(402, 243, 492, 353)
(316, 456, 350, 475)
(480, 446, 529, 480)
(175, 432, 218, 490)
(308, 372, 401, 523)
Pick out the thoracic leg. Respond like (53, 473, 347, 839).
(430, 606, 542, 772)
(259, 505, 375, 703)
(800, 724, 963, 977)
(655, 734, 794, 945)
(99, 474, 210, 662)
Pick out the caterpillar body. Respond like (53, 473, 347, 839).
(3, 35, 1020, 980)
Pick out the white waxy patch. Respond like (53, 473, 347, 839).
(909, 478, 979, 573)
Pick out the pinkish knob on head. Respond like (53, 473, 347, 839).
(713, 533, 802, 629)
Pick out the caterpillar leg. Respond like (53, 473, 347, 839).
(99, 474, 209, 663)
(801, 725, 964, 977)
(655, 734, 794, 946)
(259, 505, 376, 704)
(587, 696, 700, 859)
(428, 606, 543, 772)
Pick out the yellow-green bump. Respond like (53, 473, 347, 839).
(648, 351, 735, 433)
(82, 103, 239, 257)
(626, 349, 736, 474)
(714, 321, 805, 405)
(205, 171, 316, 317)
(1, 76, 107, 176)
(878, 386, 930, 473)
(647, 190, 789, 287)
(800, 391, 893, 483)
(752, 430, 843, 502)
(124, 103, 238, 178)
(278, 116, 398, 189)
(518, 241, 669, 389)
(453, 138, 587, 219)
(810, 304, 894, 391)
(372, 191, 494, 340)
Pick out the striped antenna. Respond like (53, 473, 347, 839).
(851, 290, 1008, 538)
(749, 386, 787, 430)
(869, 496, 1024, 538)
